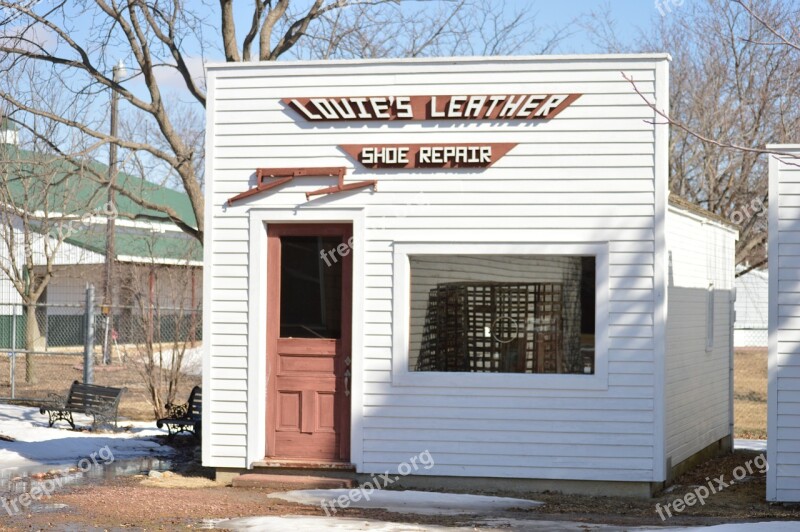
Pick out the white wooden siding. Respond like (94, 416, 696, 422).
(204, 55, 670, 482)
(768, 145, 800, 501)
(0, 214, 104, 315)
(664, 206, 736, 468)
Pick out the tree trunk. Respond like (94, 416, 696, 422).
(24, 302, 44, 383)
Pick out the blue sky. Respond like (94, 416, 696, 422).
(38, 0, 672, 100)
(59, 0, 663, 63)
(53, 0, 663, 106)
(511, 0, 659, 53)
(221, 0, 662, 57)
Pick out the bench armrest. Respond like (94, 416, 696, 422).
(165, 402, 189, 418)
(44, 393, 66, 408)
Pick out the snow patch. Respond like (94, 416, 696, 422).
(268, 488, 543, 516)
(662, 523, 800, 532)
(734, 438, 767, 452)
(215, 515, 474, 531)
(0, 404, 171, 473)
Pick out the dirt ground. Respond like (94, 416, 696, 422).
(0, 350, 201, 420)
(734, 347, 767, 439)
(2, 447, 799, 531)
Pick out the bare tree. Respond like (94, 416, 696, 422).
(117, 242, 201, 418)
(586, 0, 800, 273)
(0, 0, 564, 245)
(0, 112, 104, 383)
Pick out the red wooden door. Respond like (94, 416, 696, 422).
(266, 224, 352, 462)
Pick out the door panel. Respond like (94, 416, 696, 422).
(266, 224, 352, 462)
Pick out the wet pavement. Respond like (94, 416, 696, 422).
(0, 455, 172, 516)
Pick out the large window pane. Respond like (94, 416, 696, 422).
(409, 255, 595, 374)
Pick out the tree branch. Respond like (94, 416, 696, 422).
(621, 71, 800, 166)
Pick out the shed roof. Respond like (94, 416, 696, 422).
(0, 143, 200, 263)
(668, 194, 738, 230)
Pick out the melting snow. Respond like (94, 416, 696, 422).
(0, 404, 171, 472)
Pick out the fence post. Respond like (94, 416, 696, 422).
(10, 311, 16, 399)
(84, 284, 95, 385)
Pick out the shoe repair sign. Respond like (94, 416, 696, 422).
(339, 144, 518, 169)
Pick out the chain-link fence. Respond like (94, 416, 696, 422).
(0, 288, 202, 421)
(733, 269, 768, 439)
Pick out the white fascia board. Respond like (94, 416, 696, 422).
(205, 53, 672, 71)
(667, 204, 739, 239)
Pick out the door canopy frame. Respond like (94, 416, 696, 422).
(227, 167, 377, 205)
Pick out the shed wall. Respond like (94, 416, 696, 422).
(204, 55, 670, 481)
(664, 207, 736, 468)
(768, 145, 800, 501)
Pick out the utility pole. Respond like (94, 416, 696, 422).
(103, 60, 125, 366)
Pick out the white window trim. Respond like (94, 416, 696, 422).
(391, 242, 610, 390)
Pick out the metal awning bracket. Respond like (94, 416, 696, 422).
(227, 167, 377, 206)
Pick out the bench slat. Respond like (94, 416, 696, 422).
(41, 380, 126, 430)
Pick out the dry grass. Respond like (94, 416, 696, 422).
(0, 345, 769, 432)
(734, 347, 767, 439)
(0, 351, 200, 422)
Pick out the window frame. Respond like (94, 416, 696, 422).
(391, 242, 610, 390)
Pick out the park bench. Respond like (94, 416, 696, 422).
(156, 386, 202, 440)
(39, 380, 126, 430)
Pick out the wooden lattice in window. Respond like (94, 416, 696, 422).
(415, 282, 564, 373)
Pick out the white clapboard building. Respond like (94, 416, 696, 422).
(768, 144, 800, 502)
(203, 54, 737, 496)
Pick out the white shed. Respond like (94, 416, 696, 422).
(735, 267, 768, 347)
(203, 54, 737, 496)
(768, 144, 800, 501)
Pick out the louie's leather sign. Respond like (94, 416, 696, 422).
(284, 94, 580, 121)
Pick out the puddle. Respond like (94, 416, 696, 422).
(0, 455, 172, 500)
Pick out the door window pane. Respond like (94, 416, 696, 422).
(280, 236, 343, 338)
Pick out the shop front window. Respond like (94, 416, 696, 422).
(408, 255, 595, 374)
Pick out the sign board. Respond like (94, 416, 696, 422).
(341, 143, 517, 169)
(284, 94, 581, 122)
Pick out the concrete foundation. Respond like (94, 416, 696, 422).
(215, 467, 248, 485)
(664, 434, 734, 486)
(217, 434, 733, 497)
(355, 473, 659, 499)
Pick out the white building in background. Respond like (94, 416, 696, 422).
(734, 267, 768, 347)
(768, 144, 800, 502)
(203, 54, 737, 496)
(0, 118, 202, 351)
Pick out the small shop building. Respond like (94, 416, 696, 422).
(202, 54, 737, 496)
(768, 144, 800, 501)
